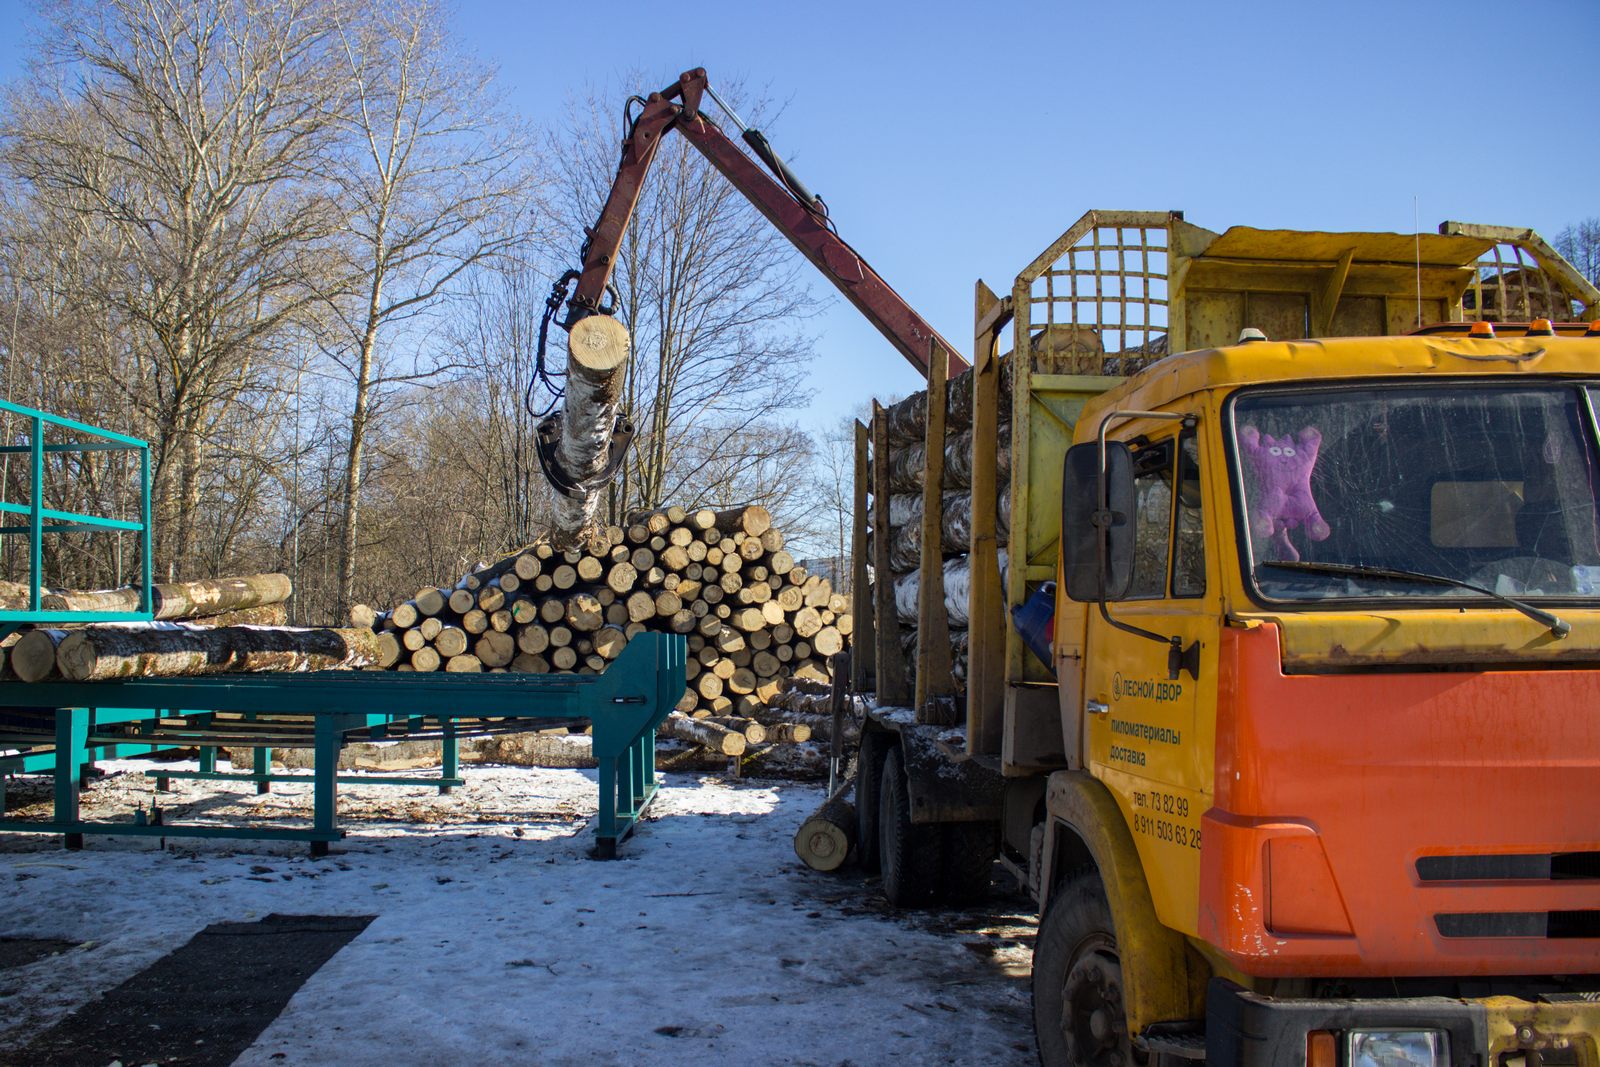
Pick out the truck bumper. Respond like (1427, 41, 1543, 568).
(1205, 978, 1600, 1065)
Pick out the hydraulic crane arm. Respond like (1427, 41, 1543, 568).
(567, 68, 966, 377)
(536, 68, 964, 542)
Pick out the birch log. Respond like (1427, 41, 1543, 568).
(549, 313, 631, 542)
(887, 428, 1011, 493)
(662, 711, 746, 756)
(14, 573, 293, 620)
(55, 625, 381, 681)
(793, 778, 856, 872)
(893, 551, 1006, 628)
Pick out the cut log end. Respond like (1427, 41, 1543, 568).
(567, 313, 631, 373)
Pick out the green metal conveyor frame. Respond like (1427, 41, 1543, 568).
(0, 634, 686, 858)
(0, 398, 154, 637)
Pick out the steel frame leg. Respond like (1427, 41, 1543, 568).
(440, 719, 457, 795)
(254, 746, 273, 794)
(55, 708, 88, 849)
(197, 713, 216, 775)
(311, 716, 339, 858)
(631, 734, 649, 810)
(596, 757, 617, 859)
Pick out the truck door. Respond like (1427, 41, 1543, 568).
(1081, 419, 1216, 935)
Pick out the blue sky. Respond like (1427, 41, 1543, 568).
(5, 0, 1598, 431)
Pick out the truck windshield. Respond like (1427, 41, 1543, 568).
(1230, 384, 1600, 602)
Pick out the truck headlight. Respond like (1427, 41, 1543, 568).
(1347, 1030, 1448, 1067)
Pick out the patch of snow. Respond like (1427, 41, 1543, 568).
(0, 760, 1037, 1065)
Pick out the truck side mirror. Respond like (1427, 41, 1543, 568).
(1062, 440, 1135, 603)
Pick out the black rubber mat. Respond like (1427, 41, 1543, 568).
(2, 913, 374, 1066)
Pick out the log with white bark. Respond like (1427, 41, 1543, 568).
(549, 313, 632, 543)
(4, 573, 294, 620)
(54, 625, 381, 681)
(182, 603, 290, 628)
(883, 492, 1011, 571)
(886, 427, 1011, 494)
(663, 711, 746, 756)
(883, 365, 979, 444)
(752, 704, 859, 745)
(893, 550, 1006, 629)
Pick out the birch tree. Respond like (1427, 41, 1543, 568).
(319, 0, 537, 613)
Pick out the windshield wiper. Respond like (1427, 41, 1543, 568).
(1256, 560, 1571, 639)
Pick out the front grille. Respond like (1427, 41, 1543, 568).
(1417, 851, 1600, 882)
(1436, 911, 1600, 939)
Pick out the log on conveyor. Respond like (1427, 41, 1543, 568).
(54, 625, 380, 681)
(185, 603, 290, 628)
(9, 628, 68, 682)
(794, 777, 856, 872)
(31, 573, 293, 621)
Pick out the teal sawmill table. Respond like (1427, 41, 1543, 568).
(0, 633, 686, 858)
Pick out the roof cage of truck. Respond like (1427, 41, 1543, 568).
(1010, 210, 1600, 377)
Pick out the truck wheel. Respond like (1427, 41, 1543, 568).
(939, 820, 999, 906)
(856, 730, 888, 874)
(878, 746, 940, 907)
(1032, 873, 1135, 1067)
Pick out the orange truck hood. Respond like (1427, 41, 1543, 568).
(1200, 621, 1600, 978)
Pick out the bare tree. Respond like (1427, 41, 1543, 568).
(2, 0, 347, 578)
(540, 78, 819, 523)
(1557, 217, 1600, 289)
(811, 416, 857, 588)
(318, 0, 537, 613)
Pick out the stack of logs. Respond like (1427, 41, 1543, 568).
(874, 364, 1010, 691)
(366, 505, 851, 760)
(0, 574, 381, 683)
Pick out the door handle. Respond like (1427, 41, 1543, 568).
(1085, 699, 1110, 716)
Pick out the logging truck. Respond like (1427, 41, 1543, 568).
(845, 210, 1600, 1064)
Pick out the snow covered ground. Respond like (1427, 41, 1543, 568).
(0, 760, 1038, 1065)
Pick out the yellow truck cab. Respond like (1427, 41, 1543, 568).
(847, 211, 1600, 1065)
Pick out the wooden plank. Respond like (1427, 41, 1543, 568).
(850, 418, 876, 693)
(967, 280, 1008, 755)
(872, 402, 909, 706)
(914, 342, 956, 725)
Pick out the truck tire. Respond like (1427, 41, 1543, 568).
(878, 746, 940, 907)
(939, 820, 999, 906)
(1032, 872, 1136, 1067)
(855, 729, 888, 874)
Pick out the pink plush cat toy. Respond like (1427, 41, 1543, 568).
(1237, 425, 1330, 561)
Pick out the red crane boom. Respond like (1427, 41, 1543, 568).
(536, 68, 962, 538)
